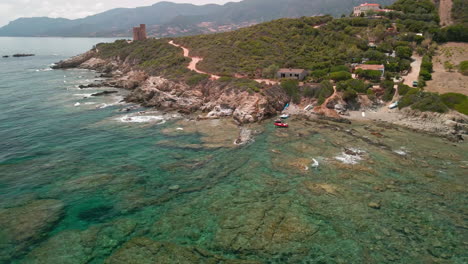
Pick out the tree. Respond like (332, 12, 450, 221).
(459, 61, 468, 76)
(329, 71, 352, 81)
(395, 46, 413, 59)
(444, 61, 455, 72)
(263, 64, 279, 78)
(281, 79, 299, 97)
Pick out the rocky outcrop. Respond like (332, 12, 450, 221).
(0, 199, 65, 261)
(393, 108, 468, 141)
(52, 50, 97, 69)
(53, 50, 288, 123)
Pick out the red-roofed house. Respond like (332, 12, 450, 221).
(355, 64, 385, 76)
(353, 3, 393, 16)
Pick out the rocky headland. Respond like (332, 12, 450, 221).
(53, 49, 288, 125)
(52, 45, 467, 142)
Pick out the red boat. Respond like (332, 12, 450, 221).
(274, 120, 289, 128)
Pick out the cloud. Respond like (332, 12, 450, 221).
(0, 0, 241, 27)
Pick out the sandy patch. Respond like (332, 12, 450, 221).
(426, 42, 468, 95)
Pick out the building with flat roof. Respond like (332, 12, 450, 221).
(277, 68, 308, 80)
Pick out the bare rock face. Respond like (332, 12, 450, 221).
(53, 51, 288, 124)
(80, 57, 107, 70)
(52, 50, 97, 69)
(113, 71, 149, 90)
(125, 76, 287, 123)
(0, 199, 65, 261)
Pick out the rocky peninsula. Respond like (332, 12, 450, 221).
(52, 42, 467, 143)
(53, 48, 289, 125)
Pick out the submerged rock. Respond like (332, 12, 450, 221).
(23, 218, 137, 264)
(0, 199, 64, 261)
(105, 237, 260, 264)
(368, 201, 381, 209)
(91, 90, 118, 97)
(12, 54, 35, 57)
(168, 185, 180, 191)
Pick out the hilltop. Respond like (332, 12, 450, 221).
(0, 0, 395, 37)
(53, 0, 467, 139)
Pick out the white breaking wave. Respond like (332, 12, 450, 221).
(118, 115, 166, 124)
(394, 150, 407, 156)
(335, 148, 366, 165)
(35, 68, 53, 72)
(74, 93, 94, 98)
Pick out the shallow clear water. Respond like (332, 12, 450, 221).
(0, 37, 467, 264)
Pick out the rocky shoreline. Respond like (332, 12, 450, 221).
(53, 50, 467, 142)
(53, 50, 288, 125)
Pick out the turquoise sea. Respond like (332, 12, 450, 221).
(0, 37, 467, 263)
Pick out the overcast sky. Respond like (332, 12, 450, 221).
(0, 0, 241, 27)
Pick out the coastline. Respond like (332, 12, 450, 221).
(52, 49, 468, 143)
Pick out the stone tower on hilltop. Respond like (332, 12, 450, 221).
(133, 24, 147, 41)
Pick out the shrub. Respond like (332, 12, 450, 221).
(440, 93, 468, 115)
(330, 65, 349, 72)
(329, 71, 352, 81)
(343, 89, 358, 102)
(336, 81, 348, 92)
(356, 69, 382, 81)
(420, 69, 432, 81)
(281, 79, 299, 97)
(398, 84, 411, 95)
(395, 46, 413, 59)
(382, 86, 395, 102)
(459, 61, 468, 75)
(399, 90, 449, 113)
(310, 69, 328, 82)
(367, 88, 376, 100)
(263, 64, 280, 78)
(317, 95, 326, 105)
(318, 80, 334, 99)
(411, 93, 448, 113)
(303, 86, 320, 98)
(218, 76, 234, 82)
(347, 79, 368, 93)
(187, 74, 209, 86)
(421, 55, 433, 72)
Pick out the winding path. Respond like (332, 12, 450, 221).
(314, 86, 340, 118)
(169, 40, 220, 80)
(169, 40, 279, 85)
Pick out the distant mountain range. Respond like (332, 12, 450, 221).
(0, 0, 396, 38)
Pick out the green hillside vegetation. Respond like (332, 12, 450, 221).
(0, 0, 396, 37)
(452, 0, 468, 23)
(94, 0, 467, 115)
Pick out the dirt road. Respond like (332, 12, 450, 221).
(169, 40, 281, 85)
(438, 0, 453, 27)
(169, 40, 220, 80)
(403, 55, 422, 87)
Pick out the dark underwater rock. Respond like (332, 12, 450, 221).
(91, 91, 118, 97)
(104, 237, 261, 264)
(0, 199, 64, 261)
(12, 54, 35, 57)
